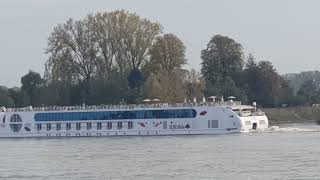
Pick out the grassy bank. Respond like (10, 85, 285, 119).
(263, 107, 320, 125)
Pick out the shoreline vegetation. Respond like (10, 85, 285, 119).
(264, 107, 320, 125)
(0, 10, 320, 112)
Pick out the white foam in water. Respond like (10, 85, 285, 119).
(253, 125, 320, 133)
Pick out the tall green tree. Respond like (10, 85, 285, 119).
(148, 33, 186, 72)
(201, 35, 243, 82)
(248, 61, 284, 107)
(244, 54, 259, 100)
(201, 35, 244, 99)
(21, 71, 44, 106)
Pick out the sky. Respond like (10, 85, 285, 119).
(0, 0, 320, 87)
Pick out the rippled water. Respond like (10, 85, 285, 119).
(0, 124, 320, 180)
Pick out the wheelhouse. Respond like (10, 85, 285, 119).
(229, 106, 265, 117)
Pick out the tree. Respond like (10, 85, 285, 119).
(144, 70, 186, 103)
(201, 34, 244, 83)
(148, 34, 186, 72)
(44, 51, 78, 84)
(7, 87, 21, 107)
(90, 13, 117, 79)
(113, 10, 162, 71)
(284, 71, 320, 95)
(46, 17, 97, 84)
(184, 69, 205, 102)
(220, 76, 247, 101)
(127, 68, 144, 89)
(297, 80, 320, 105)
(244, 54, 259, 101)
(201, 35, 244, 99)
(91, 10, 162, 77)
(0, 86, 15, 107)
(21, 70, 44, 106)
(143, 33, 188, 103)
(143, 73, 163, 100)
(45, 10, 162, 103)
(274, 78, 294, 106)
(251, 61, 283, 107)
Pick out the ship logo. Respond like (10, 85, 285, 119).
(153, 122, 162, 127)
(138, 122, 146, 128)
(200, 111, 207, 116)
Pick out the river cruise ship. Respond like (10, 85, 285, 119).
(0, 101, 268, 138)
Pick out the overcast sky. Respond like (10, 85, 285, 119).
(0, 0, 320, 87)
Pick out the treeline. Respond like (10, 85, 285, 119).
(0, 10, 315, 108)
(284, 71, 320, 105)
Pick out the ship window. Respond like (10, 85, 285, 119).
(34, 109, 197, 122)
(245, 121, 251, 125)
(118, 122, 122, 129)
(208, 120, 210, 128)
(36, 124, 42, 131)
(56, 123, 61, 131)
(259, 120, 265, 124)
(66, 123, 71, 130)
(97, 122, 102, 130)
(211, 120, 218, 128)
(76, 123, 81, 130)
(128, 121, 133, 129)
(107, 122, 112, 129)
(46, 123, 51, 131)
(87, 122, 92, 130)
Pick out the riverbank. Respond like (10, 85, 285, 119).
(263, 107, 320, 125)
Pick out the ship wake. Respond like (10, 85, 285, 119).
(252, 125, 320, 133)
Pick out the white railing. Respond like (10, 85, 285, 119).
(5, 101, 242, 113)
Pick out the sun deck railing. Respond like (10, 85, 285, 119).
(5, 101, 242, 113)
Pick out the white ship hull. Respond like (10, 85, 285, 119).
(0, 104, 268, 138)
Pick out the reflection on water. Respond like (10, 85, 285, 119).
(0, 124, 320, 179)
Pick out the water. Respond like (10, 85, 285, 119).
(0, 124, 320, 180)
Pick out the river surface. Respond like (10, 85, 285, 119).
(0, 124, 320, 180)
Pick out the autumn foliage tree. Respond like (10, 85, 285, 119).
(144, 34, 189, 103)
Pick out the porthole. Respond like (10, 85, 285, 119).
(9, 114, 22, 132)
